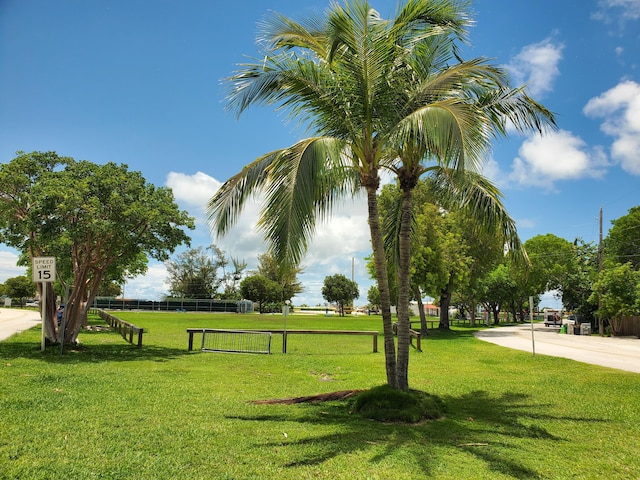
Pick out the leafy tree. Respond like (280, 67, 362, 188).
(3, 276, 35, 307)
(605, 206, 640, 269)
(559, 239, 598, 322)
(256, 252, 303, 302)
(218, 255, 247, 300)
(166, 246, 225, 298)
(96, 281, 123, 297)
(208, 0, 553, 391)
(367, 285, 381, 311)
(0, 151, 194, 344)
(322, 274, 359, 316)
(589, 262, 640, 335)
(478, 263, 516, 325)
(240, 274, 280, 313)
(524, 234, 575, 296)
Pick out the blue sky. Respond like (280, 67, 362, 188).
(1, 0, 639, 307)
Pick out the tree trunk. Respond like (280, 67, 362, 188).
(365, 185, 397, 389)
(439, 289, 451, 329)
(395, 185, 414, 391)
(468, 298, 477, 327)
(414, 285, 428, 337)
(38, 282, 58, 343)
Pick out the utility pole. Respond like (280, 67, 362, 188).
(598, 207, 604, 336)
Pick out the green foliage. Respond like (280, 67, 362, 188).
(367, 284, 380, 310)
(560, 239, 598, 321)
(240, 274, 281, 313)
(96, 281, 123, 297)
(590, 262, 640, 322)
(256, 252, 303, 302)
(166, 245, 230, 299)
(3, 276, 35, 305)
(322, 274, 359, 315)
(0, 151, 194, 343)
(524, 234, 576, 294)
(606, 205, 640, 269)
(351, 385, 445, 423)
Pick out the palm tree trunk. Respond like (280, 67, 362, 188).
(365, 186, 397, 389)
(395, 186, 414, 391)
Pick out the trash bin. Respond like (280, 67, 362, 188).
(559, 324, 567, 334)
(580, 323, 591, 335)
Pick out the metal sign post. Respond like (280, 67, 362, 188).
(32, 257, 56, 352)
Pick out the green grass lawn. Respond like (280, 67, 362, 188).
(1, 311, 638, 479)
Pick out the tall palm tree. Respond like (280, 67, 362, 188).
(208, 0, 555, 391)
(383, 35, 555, 385)
(209, 0, 470, 390)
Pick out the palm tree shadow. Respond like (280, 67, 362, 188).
(227, 389, 606, 478)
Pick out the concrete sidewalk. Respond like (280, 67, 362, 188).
(0, 308, 42, 341)
(475, 323, 640, 374)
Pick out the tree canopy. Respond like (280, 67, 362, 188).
(0, 151, 194, 344)
(322, 274, 359, 316)
(240, 274, 281, 313)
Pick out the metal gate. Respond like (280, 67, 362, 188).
(201, 329, 271, 354)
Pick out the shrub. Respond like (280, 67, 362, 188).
(351, 385, 445, 423)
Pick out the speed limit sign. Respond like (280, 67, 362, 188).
(32, 257, 56, 283)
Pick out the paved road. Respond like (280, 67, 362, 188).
(475, 323, 640, 374)
(0, 308, 42, 341)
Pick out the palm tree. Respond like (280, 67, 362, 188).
(209, 0, 471, 390)
(374, 23, 555, 386)
(208, 0, 555, 391)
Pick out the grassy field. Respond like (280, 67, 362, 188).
(1, 311, 639, 479)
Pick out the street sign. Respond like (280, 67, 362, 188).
(32, 257, 56, 283)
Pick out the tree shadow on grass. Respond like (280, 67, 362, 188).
(226, 389, 608, 478)
(0, 330, 190, 364)
(423, 326, 479, 341)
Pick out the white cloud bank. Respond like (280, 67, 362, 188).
(485, 34, 640, 191)
(583, 80, 640, 175)
(593, 0, 640, 23)
(508, 130, 609, 189)
(126, 171, 374, 305)
(0, 251, 26, 283)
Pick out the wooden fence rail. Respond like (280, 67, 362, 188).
(97, 310, 144, 348)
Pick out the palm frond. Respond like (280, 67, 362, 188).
(427, 167, 527, 263)
(207, 152, 276, 237)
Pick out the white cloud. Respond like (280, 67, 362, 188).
(158, 170, 374, 305)
(505, 38, 564, 98)
(583, 80, 640, 174)
(0, 251, 27, 282)
(166, 171, 221, 210)
(516, 218, 535, 229)
(480, 158, 504, 188)
(593, 0, 640, 22)
(508, 130, 609, 189)
(124, 263, 170, 300)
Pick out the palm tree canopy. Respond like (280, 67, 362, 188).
(211, 0, 479, 266)
(209, 0, 554, 271)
